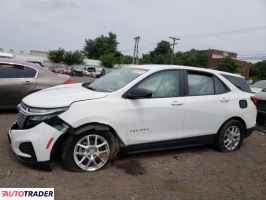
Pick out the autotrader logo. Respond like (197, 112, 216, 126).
(0, 188, 54, 199)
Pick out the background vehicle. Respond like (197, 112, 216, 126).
(255, 90, 266, 127)
(70, 67, 84, 76)
(50, 66, 70, 75)
(9, 65, 256, 172)
(0, 59, 71, 109)
(83, 67, 105, 78)
(250, 80, 266, 93)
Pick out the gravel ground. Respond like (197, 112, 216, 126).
(0, 76, 265, 200)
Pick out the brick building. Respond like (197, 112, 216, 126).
(202, 49, 251, 77)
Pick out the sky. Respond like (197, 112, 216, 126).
(0, 0, 265, 59)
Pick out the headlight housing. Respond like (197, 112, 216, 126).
(17, 103, 69, 129)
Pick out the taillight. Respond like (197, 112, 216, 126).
(250, 96, 257, 105)
(63, 81, 72, 84)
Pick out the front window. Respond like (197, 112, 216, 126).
(86, 68, 147, 92)
(136, 70, 180, 98)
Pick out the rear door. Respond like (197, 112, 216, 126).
(183, 70, 233, 137)
(23, 66, 37, 95)
(0, 64, 26, 108)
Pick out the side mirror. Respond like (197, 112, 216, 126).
(126, 88, 152, 99)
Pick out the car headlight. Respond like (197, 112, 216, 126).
(26, 107, 69, 121)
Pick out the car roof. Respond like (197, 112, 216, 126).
(127, 64, 243, 78)
(0, 58, 45, 71)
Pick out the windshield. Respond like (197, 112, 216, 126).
(252, 80, 266, 89)
(87, 68, 147, 92)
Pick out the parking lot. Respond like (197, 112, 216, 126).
(0, 77, 265, 200)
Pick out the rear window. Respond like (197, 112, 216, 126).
(222, 74, 251, 93)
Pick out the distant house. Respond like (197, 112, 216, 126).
(201, 49, 251, 77)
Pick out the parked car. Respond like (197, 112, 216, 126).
(70, 67, 84, 77)
(0, 59, 71, 109)
(250, 80, 266, 93)
(8, 65, 257, 172)
(50, 66, 70, 75)
(83, 67, 105, 78)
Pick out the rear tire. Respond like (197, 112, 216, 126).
(214, 119, 244, 152)
(62, 131, 117, 172)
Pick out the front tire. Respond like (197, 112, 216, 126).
(62, 131, 117, 172)
(214, 119, 244, 152)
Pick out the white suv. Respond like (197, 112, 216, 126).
(8, 65, 257, 171)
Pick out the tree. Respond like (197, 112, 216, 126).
(142, 41, 172, 64)
(48, 48, 85, 65)
(48, 48, 65, 63)
(174, 50, 208, 67)
(218, 57, 238, 73)
(63, 51, 84, 65)
(251, 60, 266, 80)
(99, 53, 117, 68)
(119, 55, 133, 64)
(151, 41, 172, 55)
(83, 32, 118, 59)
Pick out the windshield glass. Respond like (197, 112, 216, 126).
(252, 80, 266, 89)
(87, 68, 147, 92)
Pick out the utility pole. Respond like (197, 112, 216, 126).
(169, 37, 180, 64)
(132, 36, 141, 64)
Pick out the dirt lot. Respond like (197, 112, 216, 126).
(0, 76, 265, 200)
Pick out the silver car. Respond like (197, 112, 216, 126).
(0, 59, 70, 109)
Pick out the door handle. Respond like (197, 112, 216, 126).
(24, 81, 32, 85)
(220, 98, 230, 102)
(171, 101, 184, 106)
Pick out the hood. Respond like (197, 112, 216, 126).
(23, 83, 108, 108)
(250, 87, 263, 94)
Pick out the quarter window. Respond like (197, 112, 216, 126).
(24, 67, 37, 78)
(0, 64, 24, 78)
(214, 76, 229, 94)
(136, 70, 180, 98)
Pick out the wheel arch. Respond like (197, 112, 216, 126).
(217, 116, 247, 135)
(50, 122, 125, 160)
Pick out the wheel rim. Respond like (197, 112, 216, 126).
(224, 125, 241, 151)
(73, 135, 110, 171)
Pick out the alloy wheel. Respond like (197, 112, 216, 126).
(73, 134, 110, 171)
(223, 125, 241, 151)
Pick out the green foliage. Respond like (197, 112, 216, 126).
(48, 48, 65, 63)
(63, 51, 84, 65)
(119, 55, 133, 64)
(83, 32, 118, 59)
(141, 41, 172, 64)
(251, 60, 266, 80)
(151, 41, 172, 55)
(141, 44, 208, 67)
(48, 48, 84, 65)
(218, 57, 238, 73)
(174, 50, 208, 67)
(99, 53, 117, 68)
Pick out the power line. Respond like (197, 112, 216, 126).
(176, 25, 266, 39)
(120, 25, 266, 54)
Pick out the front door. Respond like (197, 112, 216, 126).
(124, 70, 186, 145)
